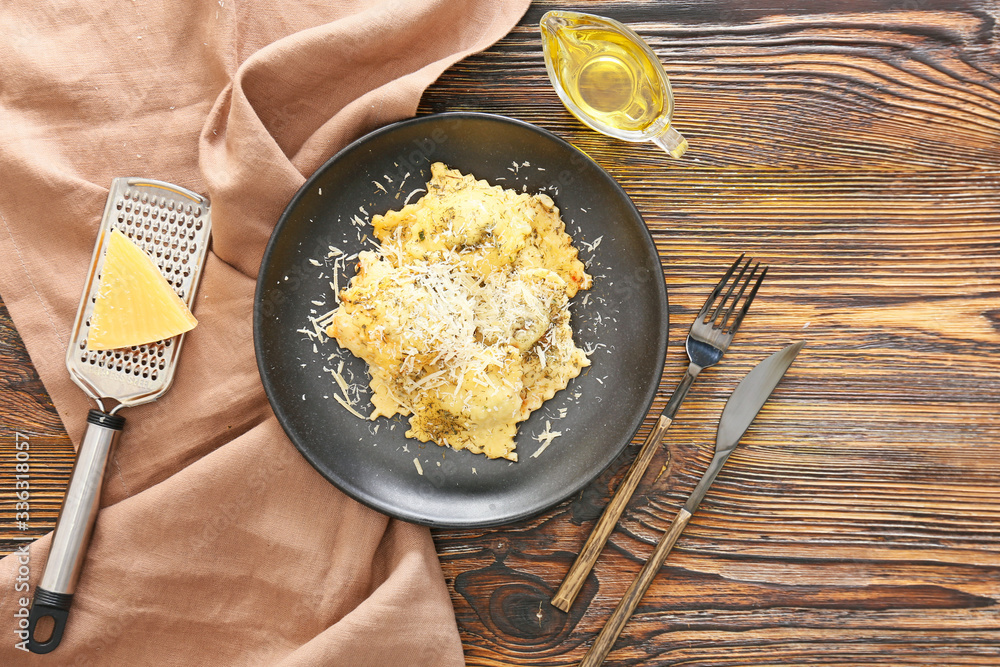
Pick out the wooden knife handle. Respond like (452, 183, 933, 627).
(551, 414, 673, 612)
(579, 506, 694, 667)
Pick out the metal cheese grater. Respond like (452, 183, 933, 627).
(27, 178, 212, 653)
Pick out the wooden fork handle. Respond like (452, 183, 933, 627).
(551, 413, 673, 612)
(579, 507, 694, 667)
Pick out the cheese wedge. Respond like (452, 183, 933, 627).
(86, 228, 197, 350)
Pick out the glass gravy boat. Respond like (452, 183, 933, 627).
(540, 10, 688, 158)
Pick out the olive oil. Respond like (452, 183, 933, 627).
(540, 11, 688, 158)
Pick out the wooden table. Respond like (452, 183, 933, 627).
(3, 0, 999, 664)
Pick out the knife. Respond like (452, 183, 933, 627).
(579, 341, 805, 667)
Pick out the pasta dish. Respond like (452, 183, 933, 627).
(326, 163, 592, 461)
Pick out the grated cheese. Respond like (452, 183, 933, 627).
(334, 393, 365, 420)
(403, 188, 425, 205)
(331, 362, 351, 396)
(530, 420, 562, 458)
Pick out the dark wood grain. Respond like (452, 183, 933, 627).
(0, 300, 74, 555)
(421, 1, 1000, 665)
(580, 507, 694, 667)
(553, 414, 674, 613)
(3, 0, 999, 665)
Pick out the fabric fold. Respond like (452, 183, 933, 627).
(0, 0, 531, 663)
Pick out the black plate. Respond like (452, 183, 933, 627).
(254, 112, 668, 528)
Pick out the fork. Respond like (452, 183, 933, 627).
(550, 254, 767, 613)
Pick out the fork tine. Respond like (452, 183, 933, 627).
(718, 259, 760, 329)
(698, 253, 744, 319)
(707, 255, 751, 323)
(724, 264, 767, 333)
(710, 258, 752, 323)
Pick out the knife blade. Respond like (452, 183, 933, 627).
(683, 340, 805, 514)
(579, 341, 805, 667)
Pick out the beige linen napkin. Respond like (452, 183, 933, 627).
(0, 0, 530, 663)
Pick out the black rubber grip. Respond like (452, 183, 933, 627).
(87, 408, 125, 430)
(27, 587, 73, 654)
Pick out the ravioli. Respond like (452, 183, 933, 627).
(327, 162, 592, 461)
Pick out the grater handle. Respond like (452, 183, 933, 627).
(27, 409, 124, 654)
